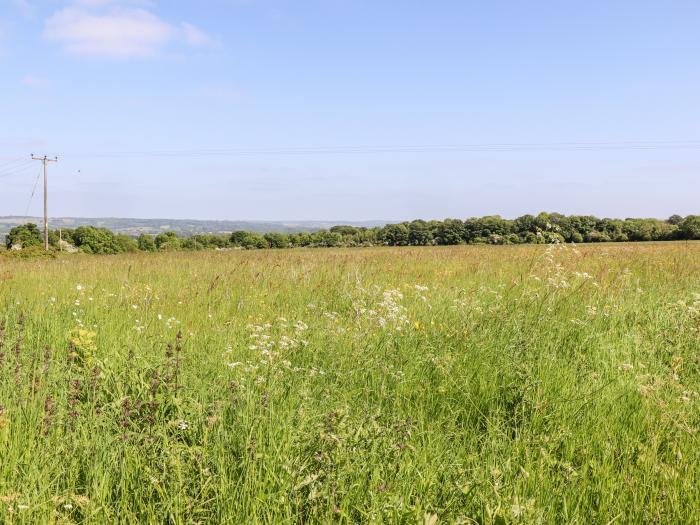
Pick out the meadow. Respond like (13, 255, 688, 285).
(0, 242, 699, 524)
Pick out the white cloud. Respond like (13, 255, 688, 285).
(181, 22, 215, 47)
(43, 2, 215, 59)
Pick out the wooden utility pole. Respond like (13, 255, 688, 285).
(31, 155, 58, 251)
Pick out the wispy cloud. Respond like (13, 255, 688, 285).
(43, 2, 215, 59)
(181, 22, 216, 47)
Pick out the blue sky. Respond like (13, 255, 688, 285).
(1, 1, 699, 221)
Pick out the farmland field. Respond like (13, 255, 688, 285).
(1, 243, 699, 523)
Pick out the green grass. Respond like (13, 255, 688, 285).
(0, 243, 699, 523)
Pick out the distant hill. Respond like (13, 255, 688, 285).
(0, 216, 387, 239)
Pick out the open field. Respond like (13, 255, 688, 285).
(0, 243, 699, 523)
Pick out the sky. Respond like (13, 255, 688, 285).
(1, 0, 699, 221)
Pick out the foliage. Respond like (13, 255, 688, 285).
(1, 245, 57, 259)
(137, 234, 157, 252)
(5, 223, 42, 249)
(680, 215, 700, 240)
(3, 213, 700, 256)
(154, 231, 182, 251)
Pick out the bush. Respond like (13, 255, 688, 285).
(2, 246, 57, 259)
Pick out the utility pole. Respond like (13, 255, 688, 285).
(31, 154, 58, 251)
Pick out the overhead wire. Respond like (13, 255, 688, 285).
(0, 156, 30, 170)
(58, 139, 700, 159)
(0, 159, 34, 177)
(0, 161, 36, 179)
(24, 168, 42, 217)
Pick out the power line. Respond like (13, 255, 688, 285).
(0, 159, 35, 177)
(24, 168, 42, 217)
(0, 156, 30, 171)
(58, 139, 700, 159)
(0, 161, 36, 179)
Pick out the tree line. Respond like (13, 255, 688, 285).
(3, 213, 700, 255)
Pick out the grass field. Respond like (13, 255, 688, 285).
(0, 243, 699, 523)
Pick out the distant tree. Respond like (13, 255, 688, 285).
(311, 231, 342, 247)
(622, 218, 675, 242)
(239, 232, 268, 249)
(137, 234, 157, 251)
(330, 225, 359, 236)
(382, 223, 410, 246)
(115, 234, 139, 252)
(596, 218, 624, 240)
(71, 226, 124, 254)
(264, 232, 290, 249)
(585, 230, 611, 243)
(534, 212, 554, 232)
(520, 231, 544, 244)
(408, 220, 433, 246)
(567, 215, 599, 239)
(6, 223, 42, 249)
(155, 231, 182, 251)
(514, 215, 539, 235)
(465, 215, 511, 241)
(288, 232, 312, 247)
(434, 219, 465, 245)
(680, 216, 700, 240)
(668, 214, 684, 225)
(570, 231, 584, 243)
(230, 231, 249, 247)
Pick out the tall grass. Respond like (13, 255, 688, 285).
(0, 243, 699, 523)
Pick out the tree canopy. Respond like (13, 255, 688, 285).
(4, 213, 700, 256)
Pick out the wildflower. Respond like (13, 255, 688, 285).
(177, 420, 189, 430)
(63, 503, 74, 510)
(76, 284, 83, 291)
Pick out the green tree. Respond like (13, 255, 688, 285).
(330, 225, 359, 236)
(382, 223, 409, 246)
(434, 219, 465, 245)
(310, 231, 343, 247)
(264, 232, 290, 249)
(407, 220, 433, 246)
(155, 231, 182, 251)
(239, 232, 268, 249)
(137, 234, 157, 252)
(115, 234, 139, 253)
(6, 223, 42, 249)
(680, 216, 700, 239)
(288, 232, 312, 247)
(72, 226, 123, 254)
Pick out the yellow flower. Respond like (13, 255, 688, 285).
(69, 328, 97, 366)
